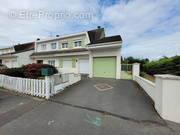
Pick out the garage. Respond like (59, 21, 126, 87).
(93, 57, 116, 78)
(79, 59, 89, 74)
(63, 59, 72, 68)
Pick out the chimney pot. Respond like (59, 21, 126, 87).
(36, 38, 40, 41)
(97, 26, 101, 29)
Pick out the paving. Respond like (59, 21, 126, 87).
(52, 78, 163, 123)
(0, 78, 180, 135)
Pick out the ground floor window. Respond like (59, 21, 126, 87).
(48, 60, 56, 67)
(0, 59, 2, 64)
(37, 60, 43, 64)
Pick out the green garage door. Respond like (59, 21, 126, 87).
(93, 57, 116, 78)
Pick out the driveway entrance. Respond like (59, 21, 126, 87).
(52, 78, 163, 123)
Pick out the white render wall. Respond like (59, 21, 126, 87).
(2, 50, 34, 68)
(133, 64, 180, 123)
(133, 63, 140, 79)
(15, 50, 34, 66)
(89, 47, 121, 79)
(155, 75, 180, 123)
(134, 75, 156, 101)
(0, 47, 14, 55)
(35, 55, 89, 74)
(35, 34, 88, 53)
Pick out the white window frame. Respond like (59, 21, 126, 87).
(61, 42, 68, 49)
(51, 43, 57, 50)
(41, 44, 46, 50)
(74, 40, 82, 48)
(48, 60, 56, 67)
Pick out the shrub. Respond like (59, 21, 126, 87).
(24, 63, 41, 79)
(2, 66, 26, 78)
(143, 56, 180, 76)
(0, 69, 7, 75)
(0, 63, 58, 79)
(140, 72, 146, 77)
(24, 63, 58, 79)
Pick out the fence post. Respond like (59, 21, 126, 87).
(132, 63, 140, 80)
(51, 75, 55, 95)
(154, 74, 180, 123)
(45, 76, 50, 99)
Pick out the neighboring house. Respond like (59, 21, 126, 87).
(31, 26, 122, 79)
(0, 42, 34, 68)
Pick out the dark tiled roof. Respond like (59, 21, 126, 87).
(87, 28, 105, 44)
(14, 42, 34, 52)
(87, 35, 122, 45)
(31, 48, 88, 57)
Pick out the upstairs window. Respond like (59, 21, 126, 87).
(51, 43, 57, 49)
(41, 44, 46, 50)
(48, 60, 55, 67)
(74, 41, 82, 48)
(62, 43, 68, 49)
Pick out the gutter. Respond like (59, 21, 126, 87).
(86, 41, 122, 49)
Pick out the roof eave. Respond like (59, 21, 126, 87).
(86, 41, 122, 50)
(36, 32, 87, 44)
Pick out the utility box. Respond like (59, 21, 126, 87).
(41, 68, 54, 76)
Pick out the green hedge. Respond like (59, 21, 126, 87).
(0, 63, 58, 79)
(143, 56, 180, 76)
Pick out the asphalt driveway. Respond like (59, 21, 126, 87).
(0, 84, 180, 135)
(52, 78, 163, 123)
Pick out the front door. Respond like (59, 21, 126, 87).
(37, 60, 43, 64)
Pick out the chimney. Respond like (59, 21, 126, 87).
(36, 38, 40, 41)
(97, 26, 101, 29)
(56, 35, 59, 37)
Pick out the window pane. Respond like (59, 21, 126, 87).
(62, 43, 68, 48)
(41, 44, 46, 50)
(48, 60, 55, 66)
(74, 41, 82, 47)
(51, 43, 56, 49)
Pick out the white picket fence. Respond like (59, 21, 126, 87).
(0, 74, 47, 98)
(0, 73, 81, 99)
(53, 73, 81, 94)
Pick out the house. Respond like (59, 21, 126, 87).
(0, 27, 122, 79)
(31, 26, 122, 79)
(0, 42, 34, 68)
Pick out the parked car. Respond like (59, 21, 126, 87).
(0, 64, 7, 69)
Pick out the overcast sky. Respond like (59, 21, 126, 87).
(0, 0, 180, 60)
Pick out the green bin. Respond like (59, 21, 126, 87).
(41, 68, 54, 76)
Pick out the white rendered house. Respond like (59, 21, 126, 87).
(0, 27, 122, 79)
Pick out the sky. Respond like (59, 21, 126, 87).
(0, 0, 180, 60)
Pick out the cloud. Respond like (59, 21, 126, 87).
(0, 0, 99, 46)
(122, 31, 180, 60)
(0, 0, 180, 60)
(101, 0, 180, 59)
